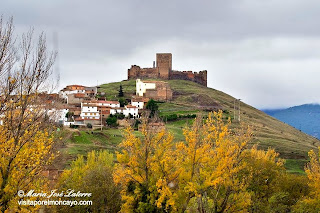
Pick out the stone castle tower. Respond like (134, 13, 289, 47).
(128, 53, 207, 87)
(156, 53, 172, 79)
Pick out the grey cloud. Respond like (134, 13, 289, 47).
(1, 0, 320, 108)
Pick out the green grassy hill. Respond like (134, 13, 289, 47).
(98, 79, 320, 159)
(56, 79, 320, 173)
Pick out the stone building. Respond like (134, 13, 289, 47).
(128, 53, 207, 87)
(59, 85, 98, 104)
(136, 79, 172, 101)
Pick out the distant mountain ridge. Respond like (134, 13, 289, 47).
(263, 104, 320, 139)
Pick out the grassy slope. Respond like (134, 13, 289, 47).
(168, 80, 320, 159)
(99, 79, 320, 159)
(55, 128, 142, 169)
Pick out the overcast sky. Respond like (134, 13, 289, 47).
(2, 0, 320, 109)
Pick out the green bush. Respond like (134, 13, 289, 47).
(134, 120, 141, 130)
(114, 113, 125, 120)
(118, 97, 127, 107)
(86, 123, 93, 129)
(146, 99, 158, 117)
(161, 114, 197, 122)
(70, 124, 79, 129)
(106, 116, 118, 127)
(166, 114, 178, 121)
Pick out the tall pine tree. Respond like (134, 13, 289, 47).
(118, 84, 124, 97)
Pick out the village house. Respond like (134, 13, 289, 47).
(109, 104, 139, 118)
(80, 102, 100, 120)
(59, 85, 98, 104)
(131, 96, 150, 109)
(96, 100, 120, 108)
(125, 105, 139, 117)
(47, 108, 70, 126)
(59, 85, 86, 100)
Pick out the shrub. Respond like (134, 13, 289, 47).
(70, 124, 79, 129)
(146, 99, 158, 117)
(114, 113, 125, 120)
(106, 116, 118, 127)
(118, 97, 127, 107)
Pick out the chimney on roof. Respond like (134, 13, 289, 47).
(153, 61, 155, 68)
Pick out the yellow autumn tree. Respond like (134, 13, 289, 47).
(241, 146, 286, 212)
(114, 111, 253, 212)
(114, 120, 178, 212)
(57, 150, 121, 213)
(0, 17, 56, 212)
(157, 111, 252, 212)
(293, 148, 320, 212)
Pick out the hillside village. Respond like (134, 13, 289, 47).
(54, 79, 172, 127)
(0, 53, 204, 128)
(50, 53, 204, 128)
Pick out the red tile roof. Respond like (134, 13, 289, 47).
(97, 100, 120, 104)
(132, 97, 149, 102)
(126, 105, 137, 108)
(67, 84, 86, 87)
(74, 93, 85, 98)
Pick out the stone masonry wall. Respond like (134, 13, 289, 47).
(128, 65, 159, 79)
(170, 70, 207, 87)
(144, 81, 172, 101)
(127, 53, 207, 87)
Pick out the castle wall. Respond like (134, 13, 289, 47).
(170, 70, 207, 87)
(128, 65, 158, 79)
(128, 65, 140, 79)
(140, 68, 158, 78)
(128, 53, 207, 87)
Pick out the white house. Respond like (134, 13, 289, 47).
(124, 105, 139, 117)
(96, 100, 120, 108)
(136, 79, 156, 97)
(59, 85, 98, 101)
(131, 97, 149, 109)
(59, 87, 86, 100)
(110, 105, 139, 118)
(80, 102, 100, 120)
(47, 108, 74, 126)
(110, 108, 123, 115)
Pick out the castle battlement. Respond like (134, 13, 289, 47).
(128, 53, 207, 87)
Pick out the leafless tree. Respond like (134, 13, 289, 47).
(0, 16, 57, 211)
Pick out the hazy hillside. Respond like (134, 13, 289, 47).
(264, 104, 320, 139)
(99, 79, 320, 160)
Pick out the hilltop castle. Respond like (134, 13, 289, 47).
(127, 53, 207, 87)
